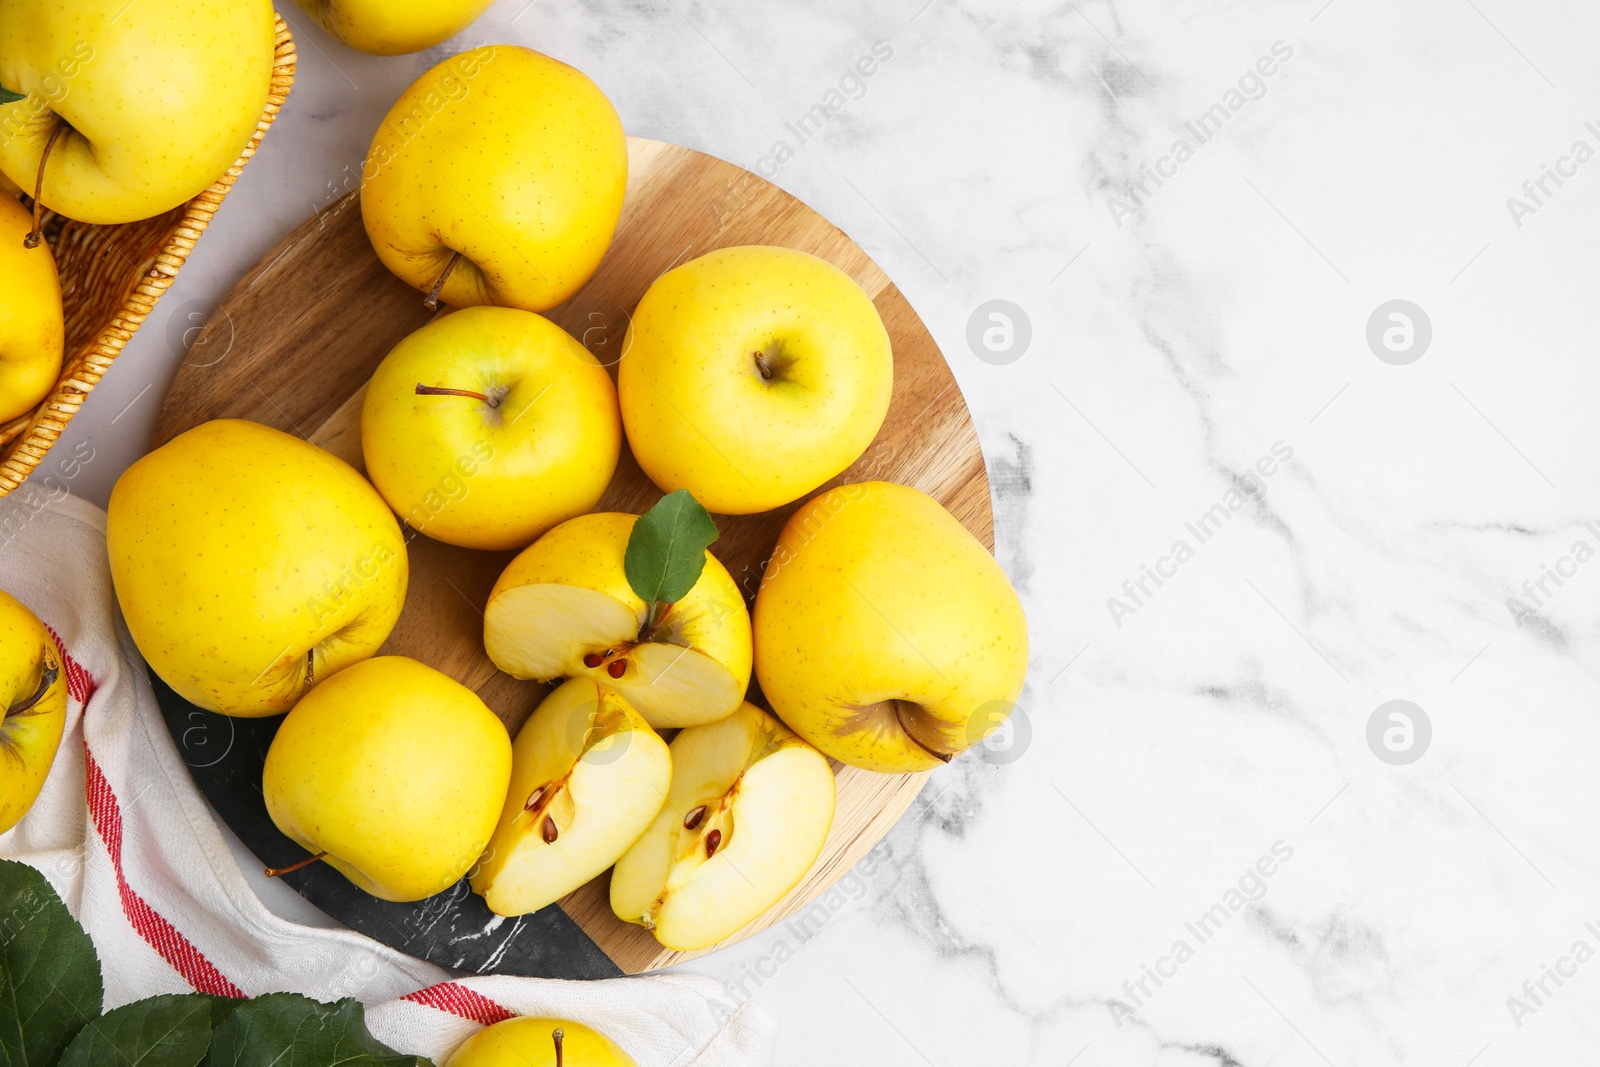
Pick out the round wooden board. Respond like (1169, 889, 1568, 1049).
(152, 137, 992, 978)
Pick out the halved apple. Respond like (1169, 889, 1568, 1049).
(609, 702, 835, 951)
(470, 677, 670, 916)
(483, 512, 751, 729)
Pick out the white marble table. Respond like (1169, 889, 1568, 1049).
(48, 0, 1600, 1063)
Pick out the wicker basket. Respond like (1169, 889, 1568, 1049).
(0, 15, 297, 496)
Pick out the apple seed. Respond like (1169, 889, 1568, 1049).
(542, 814, 559, 844)
(606, 658, 627, 679)
(524, 784, 548, 812)
(704, 829, 722, 858)
(582, 652, 606, 669)
(683, 805, 706, 830)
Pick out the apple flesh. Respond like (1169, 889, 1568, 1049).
(0, 589, 67, 835)
(107, 419, 409, 718)
(618, 245, 893, 514)
(262, 656, 512, 902)
(471, 678, 670, 917)
(446, 1016, 637, 1067)
(754, 481, 1029, 773)
(610, 702, 835, 951)
(0, 195, 63, 423)
(483, 512, 751, 729)
(361, 306, 622, 551)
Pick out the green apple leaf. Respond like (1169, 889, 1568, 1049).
(59, 994, 213, 1067)
(0, 857, 105, 1065)
(201, 993, 430, 1067)
(625, 489, 719, 611)
(0, 87, 24, 105)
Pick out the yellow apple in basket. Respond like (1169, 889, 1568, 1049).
(610, 702, 834, 951)
(292, 0, 496, 56)
(447, 1017, 637, 1067)
(0, 195, 63, 424)
(618, 245, 893, 515)
(470, 678, 669, 917)
(754, 482, 1028, 773)
(362, 46, 627, 313)
(263, 656, 512, 902)
(106, 419, 409, 717)
(0, 0, 276, 225)
(483, 499, 751, 730)
(0, 589, 67, 835)
(362, 306, 621, 551)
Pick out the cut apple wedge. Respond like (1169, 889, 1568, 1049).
(470, 678, 671, 917)
(483, 512, 751, 728)
(610, 702, 836, 951)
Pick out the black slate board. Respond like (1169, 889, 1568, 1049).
(155, 673, 622, 980)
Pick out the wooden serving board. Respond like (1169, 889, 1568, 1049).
(152, 138, 990, 977)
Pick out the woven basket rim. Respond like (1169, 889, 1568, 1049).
(0, 14, 298, 498)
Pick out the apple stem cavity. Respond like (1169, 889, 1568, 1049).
(6, 658, 59, 718)
(422, 251, 462, 311)
(552, 1029, 564, 1067)
(24, 120, 68, 250)
(264, 851, 327, 878)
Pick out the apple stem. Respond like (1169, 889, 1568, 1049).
(415, 383, 498, 407)
(753, 349, 774, 380)
(639, 601, 672, 642)
(25, 120, 67, 250)
(895, 702, 953, 764)
(264, 851, 327, 878)
(552, 1029, 564, 1067)
(423, 251, 462, 311)
(303, 648, 315, 693)
(6, 658, 59, 718)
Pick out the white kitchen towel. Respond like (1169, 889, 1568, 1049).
(0, 490, 774, 1066)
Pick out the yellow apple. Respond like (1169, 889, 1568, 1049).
(361, 306, 621, 551)
(753, 482, 1028, 773)
(617, 245, 893, 515)
(483, 513, 751, 729)
(471, 678, 669, 917)
(0, 195, 63, 423)
(361, 46, 627, 313)
(0, 589, 66, 835)
(446, 1017, 636, 1067)
(610, 702, 834, 951)
(0, 0, 276, 225)
(106, 419, 409, 718)
(262, 656, 511, 902)
(292, 0, 495, 56)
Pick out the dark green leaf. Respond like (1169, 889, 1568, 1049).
(0, 88, 23, 105)
(202, 993, 430, 1067)
(59, 994, 212, 1067)
(624, 489, 718, 608)
(0, 857, 104, 1066)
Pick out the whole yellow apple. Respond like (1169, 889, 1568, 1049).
(0, 0, 276, 225)
(361, 306, 621, 551)
(106, 419, 409, 718)
(618, 245, 893, 515)
(447, 1017, 637, 1067)
(262, 656, 512, 902)
(361, 46, 627, 313)
(293, 0, 495, 56)
(0, 589, 66, 835)
(753, 482, 1028, 773)
(0, 195, 63, 423)
(484, 512, 751, 729)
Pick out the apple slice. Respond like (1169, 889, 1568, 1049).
(471, 678, 670, 916)
(483, 510, 751, 729)
(610, 702, 835, 951)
